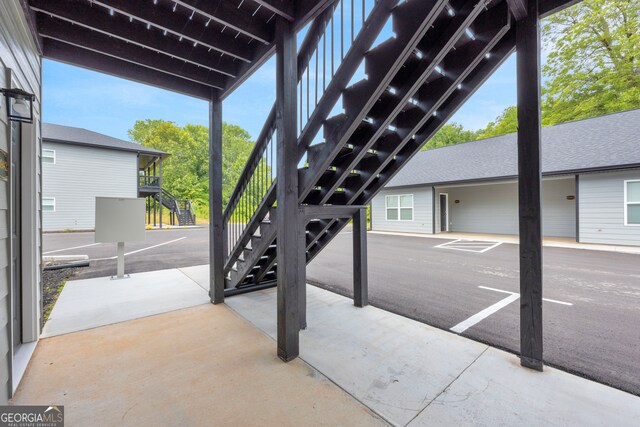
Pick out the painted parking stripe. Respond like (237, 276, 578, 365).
(478, 285, 573, 305)
(451, 286, 574, 334)
(43, 242, 100, 254)
(91, 237, 187, 261)
(450, 293, 520, 333)
(435, 239, 503, 253)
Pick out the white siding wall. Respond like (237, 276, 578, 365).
(42, 142, 138, 231)
(0, 0, 42, 402)
(371, 186, 433, 233)
(579, 169, 640, 246)
(435, 178, 576, 238)
(372, 178, 577, 238)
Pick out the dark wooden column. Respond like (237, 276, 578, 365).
(209, 97, 225, 304)
(276, 16, 300, 362)
(516, 0, 543, 371)
(298, 205, 307, 330)
(159, 156, 163, 229)
(353, 208, 368, 307)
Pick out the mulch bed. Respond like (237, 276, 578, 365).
(42, 263, 81, 327)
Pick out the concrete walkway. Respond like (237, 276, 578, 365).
(21, 265, 640, 426)
(370, 230, 640, 254)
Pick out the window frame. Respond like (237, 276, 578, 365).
(42, 148, 56, 164)
(385, 194, 414, 221)
(42, 197, 56, 213)
(624, 180, 640, 226)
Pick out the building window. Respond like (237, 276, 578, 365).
(43, 149, 55, 164)
(43, 197, 55, 212)
(625, 180, 640, 226)
(386, 194, 413, 221)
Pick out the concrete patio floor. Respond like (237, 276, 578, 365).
(15, 265, 640, 426)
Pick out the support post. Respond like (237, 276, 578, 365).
(275, 16, 300, 362)
(209, 97, 225, 304)
(353, 207, 368, 307)
(159, 157, 163, 229)
(298, 205, 307, 330)
(516, 0, 543, 371)
(116, 241, 125, 278)
(153, 162, 157, 227)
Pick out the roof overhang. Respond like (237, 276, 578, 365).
(385, 164, 640, 190)
(26, 0, 336, 101)
(43, 137, 169, 158)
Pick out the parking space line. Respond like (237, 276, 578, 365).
(434, 239, 461, 248)
(90, 237, 187, 261)
(479, 285, 573, 306)
(450, 293, 520, 333)
(44, 243, 100, 255)
(451, 285, 574, 334)
(435, 239, 503, 253)
(479, 242, 503, 253)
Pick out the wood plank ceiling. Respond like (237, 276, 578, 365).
(27, 0, 334, 100)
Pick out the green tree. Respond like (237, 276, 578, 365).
(421, 122, 478, 150)
(476, 106, 518, 139)
(128, 120, 256, 220)
(542, 0, 640, 125)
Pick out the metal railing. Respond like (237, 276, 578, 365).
(222, 0, 379, 269)
(139, 175, 161, 188)
(298, 0, 374, 134)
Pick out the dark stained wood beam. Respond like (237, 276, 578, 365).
(37, 15, 225, 89)
(30, 0, 240, 76)
(254, 0, 295, 21)
(294, 0, 337, 29)
(173, 0, 273, 44)
(507, 0, 528, 20)
(43, 39, 216, 100)
(220, 0, 336, 99)
(209, 97, 225, 304)
(516, 0, 544, 371)
(353, 208, 368, 308)
(275, 16, 300, 362)
(87, 0, 254, 61)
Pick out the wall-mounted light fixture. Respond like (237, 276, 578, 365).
(1, 88, 35, 123)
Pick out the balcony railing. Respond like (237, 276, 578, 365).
(139, 175, 161, 189)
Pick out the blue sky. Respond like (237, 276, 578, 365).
(43, 15, 520, 143)
(42, 52, 516, 142)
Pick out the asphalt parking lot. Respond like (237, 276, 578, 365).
(44, 227, 640, 396)
(43, 227, 210, 279)
(307, 231, 640, 397)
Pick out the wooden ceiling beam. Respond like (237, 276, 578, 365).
(38, 15, 226, 90)
(173, 0, 273, 44)
(29, 0, 239, 77)
(31, 0, 252, 62)
(253, 0, 294, 21)
(88, 0, 254, 61)
(43, 39, 217, 100)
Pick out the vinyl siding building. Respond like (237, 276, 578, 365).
(372, 109, 640, 246)
(0, 0, 42, 401)
(42, 123, 167, 231)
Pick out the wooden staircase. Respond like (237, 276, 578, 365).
(223, 0, 515, 293)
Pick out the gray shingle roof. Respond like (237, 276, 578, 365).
(42, 123, 168, 157)
(386, 108, 640, 188)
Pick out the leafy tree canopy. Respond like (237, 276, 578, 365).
(129, 120, 254, 218)
(421, 123, 478, 151)
(423, 0, 639, 150)
(542, 0, 640, 125)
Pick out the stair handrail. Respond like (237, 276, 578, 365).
(222, 3, 337, 226)
(223, 0, 381, 266)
